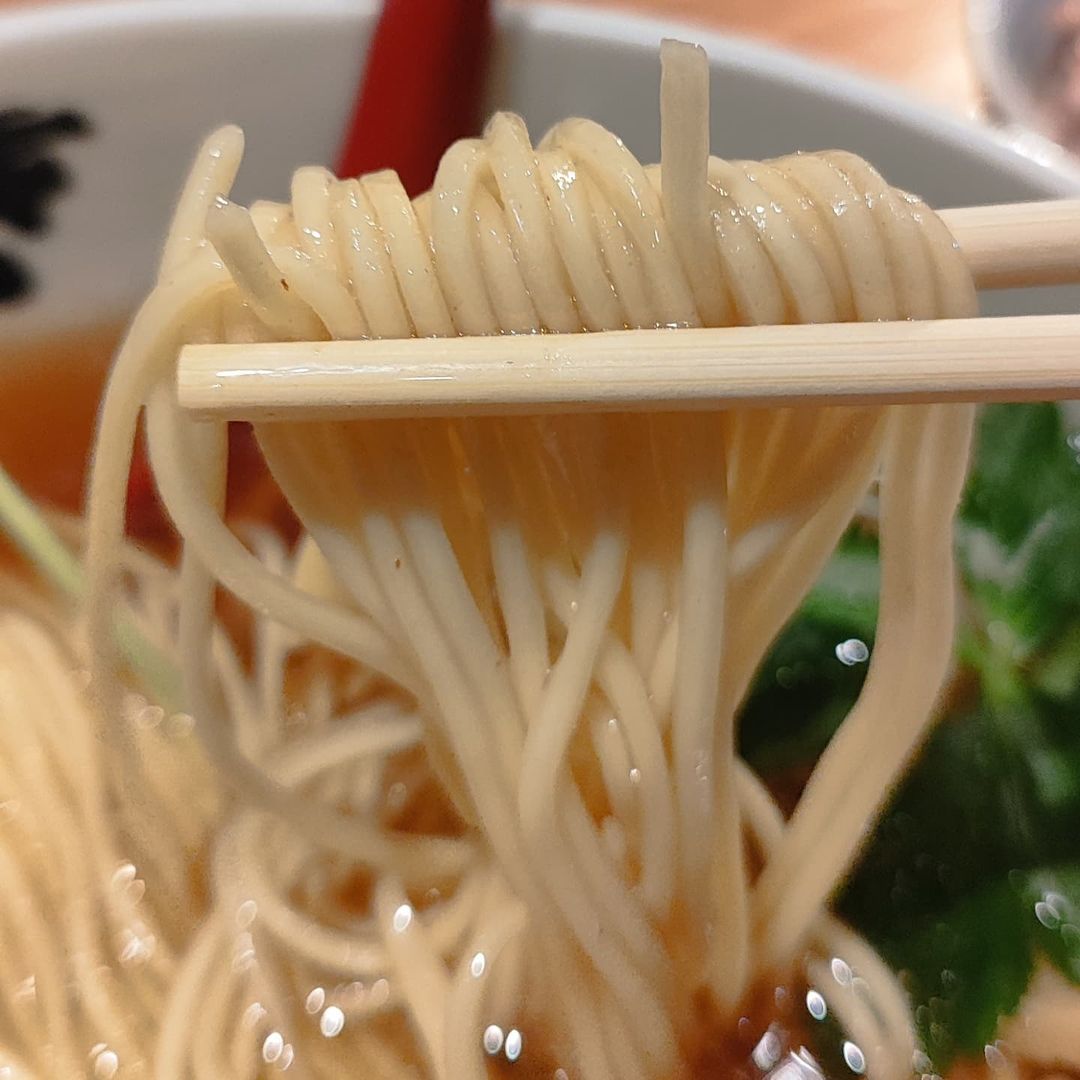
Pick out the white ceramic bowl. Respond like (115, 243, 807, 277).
(2, 0, 1079, 359)
(969, 0, 1058, 131)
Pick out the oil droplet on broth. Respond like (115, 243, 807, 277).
(505, 1029, 523, 1062)
(692, 956, 912, 1079)
(829, 958, 852, 987)
(483, 1025, 505, 1056)
(471, 969, 851, 1078)
(320, 1005, 345, 1038)
(262, 1032, 284, 1063)
(89, 1045, 120, 1080)
(392, 903, 414, 933)
(235, 898, 258, 928)
(841, 1040, 866, 1075)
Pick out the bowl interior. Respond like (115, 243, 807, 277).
(970, 0, 1060, 126)
(1, 0, 1079, 352)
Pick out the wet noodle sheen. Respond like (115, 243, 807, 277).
(1, 35, 1069, 1080)
(85, 37, 970, 1080)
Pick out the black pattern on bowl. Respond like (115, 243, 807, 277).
(0, 108, 91, 304)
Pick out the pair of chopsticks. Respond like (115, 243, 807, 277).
(178, 197, 1080, 421)
(126, 0, 492, 534)
(133, 0, 493, 528)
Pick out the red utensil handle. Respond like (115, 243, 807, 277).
(126, 0, 493, 536)
(336, 0, 493, 194)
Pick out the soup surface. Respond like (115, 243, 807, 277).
(2, 326, 1080, 1080)
(0, 325, 120, 514)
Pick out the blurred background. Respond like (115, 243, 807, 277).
(3, 3, 1080, 1078)
(0, 0, 984, 113)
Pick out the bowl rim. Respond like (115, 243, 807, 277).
(2, 0, 1079, 194)
(966, 0, 1044, 130)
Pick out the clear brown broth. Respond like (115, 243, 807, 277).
(0, 324, 120, 516)
(0, 332, 1069, 1080)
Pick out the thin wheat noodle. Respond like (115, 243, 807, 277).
(43, 38, 996, 1080)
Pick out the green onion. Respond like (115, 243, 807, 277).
(0, 461, 182, 709)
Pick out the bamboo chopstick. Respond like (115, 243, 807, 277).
(940, 198, 1080, 289)
(178, 313, 1080, 420)
(176, 198, 1080, 420)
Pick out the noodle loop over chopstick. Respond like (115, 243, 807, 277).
(3, 36, 1047, 1080)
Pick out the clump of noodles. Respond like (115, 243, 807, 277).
(75, 37, 998, 1080)
(0, 530, 214, 1079)
(6, 558, 1079, 1080)
(0, 523, 479, 1080)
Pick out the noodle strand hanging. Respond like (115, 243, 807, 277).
(6, 36, 1073, 1080)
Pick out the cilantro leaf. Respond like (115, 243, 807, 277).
(878, 880, 1033, 1069)
(839, 690, 1080, 943)
(739, 531, 877, 776)
(738, 402, 1080, 1067)
(1020, 867, 1080, 986)
(960, 403, 1080, 655)
(874, 866, 1080, 1072)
